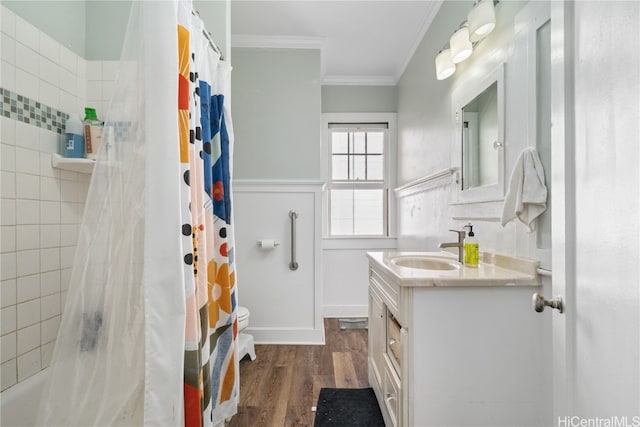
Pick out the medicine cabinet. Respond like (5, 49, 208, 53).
(451, 63, 505, 206)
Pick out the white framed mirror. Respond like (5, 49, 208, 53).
(451, 63, 505, 206)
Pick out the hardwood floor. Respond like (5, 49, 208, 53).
(226, 318, 369, 427)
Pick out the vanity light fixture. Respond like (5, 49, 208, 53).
(468, 0, 496, 42)
(435, 47, 456, 80)
(434, 1, 499, 80)
(449, 24, 473, 64)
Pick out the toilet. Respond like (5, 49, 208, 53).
(237, 306, 256, 361)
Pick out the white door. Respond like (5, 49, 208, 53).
(551, 1, 640, 422)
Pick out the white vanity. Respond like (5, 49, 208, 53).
(367, 251, 546, 427)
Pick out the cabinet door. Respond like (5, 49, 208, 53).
(368, 284, 385, 388)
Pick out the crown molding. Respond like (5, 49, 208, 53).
(394, 0, 444, 82)
(321, 75, 397, 86)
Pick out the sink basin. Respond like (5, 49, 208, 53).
(390, 256, 461, 271)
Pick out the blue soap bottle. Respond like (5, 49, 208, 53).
(64, 114, 85, 158)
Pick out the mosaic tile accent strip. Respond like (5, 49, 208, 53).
(0, 87, 69, 134)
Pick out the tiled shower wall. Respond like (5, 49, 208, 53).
(1, 6, 116, 391)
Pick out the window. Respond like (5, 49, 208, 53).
(326, 122, 390, 236)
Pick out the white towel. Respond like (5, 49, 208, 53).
(501, 147, 548, 232)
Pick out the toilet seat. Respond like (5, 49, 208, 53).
(237, 306, 250, 331)
(236, 306, 256, 361)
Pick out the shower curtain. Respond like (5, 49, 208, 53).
(36, 1, 238, 426)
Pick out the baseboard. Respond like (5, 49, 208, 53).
(323, 304, 368, 318)
(246, 327, 325, 345)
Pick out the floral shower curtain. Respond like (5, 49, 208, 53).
(35, 1, 238, 426)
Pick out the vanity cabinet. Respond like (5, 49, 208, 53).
(367, 252, 547, 427)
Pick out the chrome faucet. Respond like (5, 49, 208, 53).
(439, 229, 466, 263)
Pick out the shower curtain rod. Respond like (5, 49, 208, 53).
(191, 9, 225, 61)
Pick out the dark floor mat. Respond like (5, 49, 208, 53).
(313, 387, 385, 426)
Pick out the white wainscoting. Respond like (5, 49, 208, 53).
(322, 237, 397, 318)
(233, 180, 324, 344)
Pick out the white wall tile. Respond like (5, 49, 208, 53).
(60, 201, 81, 224)
(16, 299, 39, 329)
(60, 245, 75, 269)
(61, 180, 83, 203)
(40, 201, 60, 224)
(1, 33, 16, 65)
(15, 68, 39, 101)
(77, 57, 87, 80)
(17, 347, 40, 381)
(40, 152, 60, 178)
(59, 91, 79, 116)
(1, 199, 16, 226)
(1, 225, 16, 253)
(40, 270, 60, 296)
(38, 80, 59, 111)
(1, 332, 16, 363)
(39, 128, 59, 154)
(40, 315, 59, 344)
(60, 290, 67, 310)
(16, 273, 39, 303)
(38, 32, 59, 63)
(14, 15, 38, 52)
(39, 56, 59, 86)
(102, 81, 115, 102)
(60, 268, 71, 291)
(1, 171, 15, 198)
(14, 121, 39, 151)
(58, 45, 77, 74)
(0, 252, 16, 280)
(15, 173, 40, 200)
(16, 323, 39, 355)
(39, 247, 59, 273)
(1, 279, 17, 308)
(16, 224, 39, 251)
(59, 169, 78, 181)
(40, 340, 54, 368)
(16, 248, 39, 277)
(86, 80, 102, 101)
(15, 42, 38, 75)
(1, 358, 17, 391)
(1, 116, 16, 146)
(102, 61, 119, 80)
(87, 61, 102, 80)
(16, 199, 39, 224)
(40, 293, 60, 321)
(59, 67, 76, 93)
(1, 6, 16, 38)
(15, 147, 40, 175)
(1, 143, 16, 171)
(40, 177, 61, 202)
(1, 305, 16, 335)
(1, 60, 16, 93)
(60, 224, 78, 247)
(40, 224, 60, 248)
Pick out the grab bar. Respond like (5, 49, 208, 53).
(289, 210, 299, 271)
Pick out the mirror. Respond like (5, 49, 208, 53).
(452, 63, 504, 205)
(462, 81, 498, 190)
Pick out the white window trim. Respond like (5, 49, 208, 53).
(321, 113, 397, 239)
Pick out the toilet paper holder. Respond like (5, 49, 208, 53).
(256, 240, 280, 248)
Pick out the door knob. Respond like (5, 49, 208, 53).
(532, 292, 564, 313)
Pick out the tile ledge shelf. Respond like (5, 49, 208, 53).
(51, 153, 95, 174)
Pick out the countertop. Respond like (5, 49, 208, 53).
(367, 251, 540, 287)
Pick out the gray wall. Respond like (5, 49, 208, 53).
(321, 85, 397, 113)
(231, 48, 321, 180)
(2, 0, 228, 61)
(2, 1, 87, 56)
